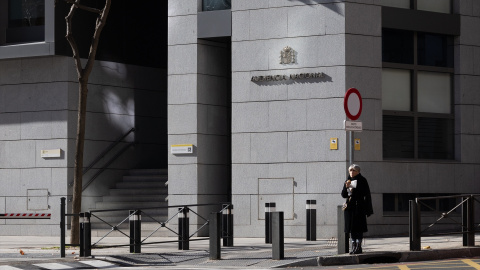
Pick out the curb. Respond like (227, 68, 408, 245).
(318, 247, 480, 266)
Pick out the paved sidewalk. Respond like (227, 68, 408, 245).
(0, 235, 478, 268)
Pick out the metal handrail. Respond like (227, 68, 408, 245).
(89, 202, 231, 214)
(80, 127, 136, 191)
(83, 127, 136, 175)
(87, 203, 232, 249)
(410, 194, 479, 251)
(416, 194, 480, 201)
(82, 142, 135, 191)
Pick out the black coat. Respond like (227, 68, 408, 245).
(341, 173, 373, 233)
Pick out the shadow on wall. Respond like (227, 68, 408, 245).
(287, 0, 345, 15)
(79, 61, 168, 194)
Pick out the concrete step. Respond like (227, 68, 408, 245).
(102, 195, 167, 202)
(116, 182, 166, 189)
(128, 169, 167, 176)
(109, 188, 167, 196)
(95, 201, 168, 210)
(122, 175, 168, 182)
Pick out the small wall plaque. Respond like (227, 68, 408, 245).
(171, 144, 194, 154)
(41, 149, 61, 158)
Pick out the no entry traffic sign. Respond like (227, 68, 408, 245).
(344, 88, 362, 121)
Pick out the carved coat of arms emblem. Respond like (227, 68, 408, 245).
(280, 46, 295, 64)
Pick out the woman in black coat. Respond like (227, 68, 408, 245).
(341, 164, 373, 254)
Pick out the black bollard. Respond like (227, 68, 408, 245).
(130, 210, 141, 253)
(209, 212, 222, 260)
(222, 204, 234, 247)
(79, 213, 85, 257)
(178, 207, 190, 250)
(462, 196, 474, 246)
(80, 212, 91, 257)
(272, 212, 284, 260)
(60, 197, 66, 258)
(409, 200, 421, 251)
(337, 205, 349, 254)
(265, 202, 276, 244)
(306, 200, 316, 241)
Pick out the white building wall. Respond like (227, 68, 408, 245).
(166, 0, 480, 238)
(230, 0, 480, 238)
(231, 1, 350, 238)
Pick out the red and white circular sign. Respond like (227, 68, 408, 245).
(344, 88, 362, 121)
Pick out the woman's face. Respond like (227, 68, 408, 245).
(349, 168, 359, 178)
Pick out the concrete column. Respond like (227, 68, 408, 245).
(168, 0, 232, 235)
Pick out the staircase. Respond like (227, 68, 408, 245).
(90, 169, 170, 237)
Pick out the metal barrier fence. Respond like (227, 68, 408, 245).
(60, 197, 233, 257)
(409, 194, 479, 251)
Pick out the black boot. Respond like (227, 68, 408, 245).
(354, 239, 362, 254)
(349, 240, 357, 255)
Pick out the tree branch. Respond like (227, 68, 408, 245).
(65, 1, 83, 78)
(64, 0, 102, 14)
(84, 0, 111, 78)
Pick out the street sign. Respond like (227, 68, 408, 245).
(344, 88, 362, 121)
(344, 120, 363, 131)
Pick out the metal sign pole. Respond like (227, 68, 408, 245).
(349, 131, 354, 165)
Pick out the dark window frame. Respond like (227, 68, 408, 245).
(382, 193, 461, 216)
(202, 0, 231, 11)
(393, 0, 453, 14)
(382, 31, 455, 160)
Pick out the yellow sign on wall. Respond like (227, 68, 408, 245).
(354, 139, 361, 151)
(330, 138, 338, 150)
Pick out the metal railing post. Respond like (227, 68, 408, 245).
(462, 196, 475, 246)
(337, 205, 349, 254)
(130, 210, 141, 253)
(265, 202, 275, 244)
(60, 197, 66, 258)
(209, 212, 222, 260)
(409, 200, 421, 251)
(178, 207, 190, 250)
(306, 200, 316, 241)
(272, 212, 284, 260)
(222, 204, 234, 247)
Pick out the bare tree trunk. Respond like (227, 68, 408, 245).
(65, 0, 111, 245)
(70, 79, 88, 244)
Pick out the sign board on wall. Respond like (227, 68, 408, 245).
(40, 149, 61, 158)
(171, 144, 193, 154)
(344, 120, 363, 132)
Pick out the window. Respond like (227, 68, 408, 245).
(383, 193, 460, 214)
(382, 29, 413, 64)
(382, 29, 454, 160)
(1, 0, 45, 45)
(378, 0, 451, 14)
(203, 0, 231, 11)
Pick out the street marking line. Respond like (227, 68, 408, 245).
(0, 266, 22, 270)
(33, 263, 74, 269)
(398, 265, 410, 270)
(81, 260, 115, 267)
(463, 259, 480, 270)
